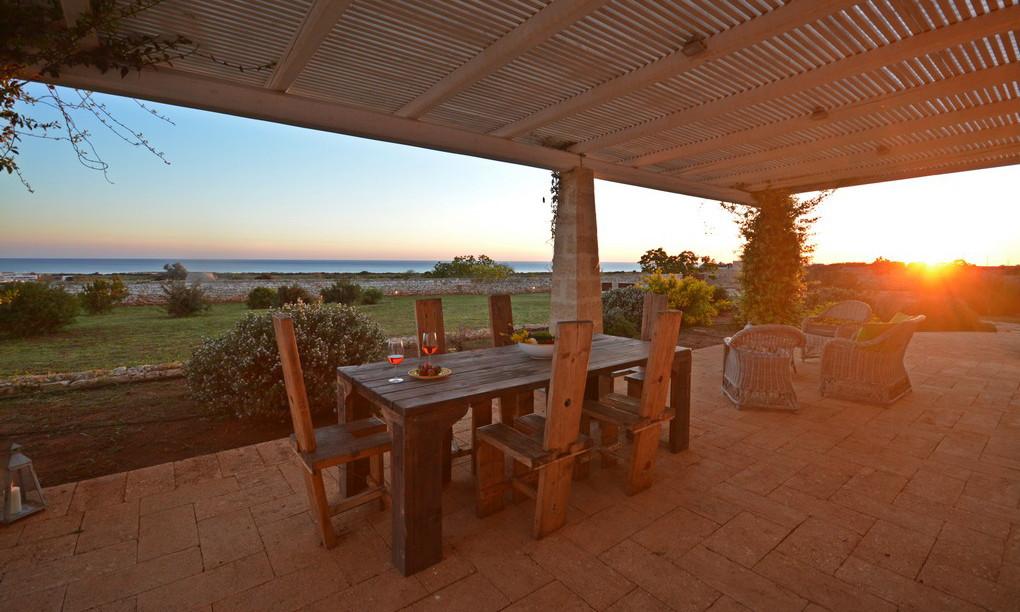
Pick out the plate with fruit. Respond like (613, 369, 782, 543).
(408, 363, 452, 380)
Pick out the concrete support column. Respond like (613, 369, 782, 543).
(551, 166, 603, 333)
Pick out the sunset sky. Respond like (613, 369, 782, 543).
(2, 85, 1018, 266)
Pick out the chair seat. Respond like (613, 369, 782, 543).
(512, 412, 546, 437)
(476, 423, 554, 469)
(291, 417, 391, 471)
(477, 422, 592, 469)
(582, 393, 672, 432)
(623, 367, 645, 384)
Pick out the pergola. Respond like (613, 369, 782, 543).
(46, 0, 1020, 329)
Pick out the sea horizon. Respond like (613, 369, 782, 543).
(0, 257, 642, 275)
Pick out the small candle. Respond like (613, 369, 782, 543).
(6, 485, 21, 515)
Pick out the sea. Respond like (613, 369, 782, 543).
(0, 258, 640, 275)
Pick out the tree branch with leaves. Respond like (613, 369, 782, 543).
(1, 0, 273, 191)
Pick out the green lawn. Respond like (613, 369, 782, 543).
(0, 294, 550, 376)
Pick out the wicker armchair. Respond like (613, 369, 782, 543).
(819, 315, 925, 405)
(722, 325, 806, 411)
(801, 300, 872, 360)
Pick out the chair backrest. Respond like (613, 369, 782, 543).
(415, 298, 447, 355)
(488, 294, 514, 347)
(272, 313, 316, 453)
(730, 324, 806, 351)
(640, 292, 669, 341)
(542, 320, 594, 453)
(822, 300, 872, 322)
(639, 310, 683, 419)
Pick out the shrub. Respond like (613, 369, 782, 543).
(79, 276, 129, 314)
(361, 287, 384, 305)
(163, 282, 210, 317)
(187, 302, 386, 417)
(246, 286, 276, 309)
(0, 282, 79, 336)
(162, 261, 188, 280)
(603, 307, 640, 338)
(640, 271, 720, 326)
(320, 280, 362, 305)
(601, 286, 644, 337)
(277, 284, 313, 305)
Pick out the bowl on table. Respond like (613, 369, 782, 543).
(516, 342, 554, 360)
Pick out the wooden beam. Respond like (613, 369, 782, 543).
(632, 62, 1020, 170)
(265, 0, 354, 91)
(743, 126, 1020, 191)
(695, 96, 1020, 183)
(490, 0, 858, 139)
(395, 0, 605, 119)
(783, 145, 1020, 194)
(37, 65, 753, 204)
(569, 5, 1020, 154)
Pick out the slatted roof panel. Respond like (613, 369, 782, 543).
(51, 0, 1020, 203)
(115, 0, 315, 88)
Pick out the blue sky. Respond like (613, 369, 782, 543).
(1, 84, 1017, 265)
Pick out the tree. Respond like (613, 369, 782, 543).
(722, 190, 830, 325)
(427, 255, 514, 280)
(2, 0, 273, 191)
(638, 248, 718, 278)
(162, 262, 188, 280)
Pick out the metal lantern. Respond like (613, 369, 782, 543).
(2, 442, 47, 524)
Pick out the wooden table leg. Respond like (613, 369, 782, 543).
(389, 407, 465, 576)
(338, 379, 375, 497)
(669, 348, 693, 453)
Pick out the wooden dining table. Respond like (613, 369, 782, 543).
(336, 333, 693, 576)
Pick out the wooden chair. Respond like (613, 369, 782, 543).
(488, 294, 534, 422)
(272, 313, 390, 548)
(415, 298, 462, 483)
(584, 310, 683, 495)
(612, 292, 669, 397)
(475, 320, 595, 539)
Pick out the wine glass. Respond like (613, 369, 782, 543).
(420, 331, 439, 366)
(387, 338, 405, 383)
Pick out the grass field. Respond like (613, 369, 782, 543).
(0, 294, 550, 376)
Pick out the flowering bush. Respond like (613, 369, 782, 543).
(639, 271, 721, 326)
(187, 302, 386, 417)
(601, 286, 644, 338)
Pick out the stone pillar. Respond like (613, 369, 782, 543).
(551, 166, 603, 333)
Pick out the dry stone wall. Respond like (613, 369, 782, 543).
(58, 273, 642, 305)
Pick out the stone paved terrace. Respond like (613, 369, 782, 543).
(2, 326, 1019, 612)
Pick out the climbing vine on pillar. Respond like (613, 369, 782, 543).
(722, 190, 830, 325)
(544, 171, 561, 242)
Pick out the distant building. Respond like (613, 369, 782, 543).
(0, 272, 39, 282)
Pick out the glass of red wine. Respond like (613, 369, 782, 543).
(421, 331, 439, 367)
(387, 339, 405, 383)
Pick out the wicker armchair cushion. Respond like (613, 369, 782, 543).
(855, 322, 895, 342)
(855, 313, 913, 343)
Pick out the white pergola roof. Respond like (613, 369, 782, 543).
(50, 0, 1020, 204)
